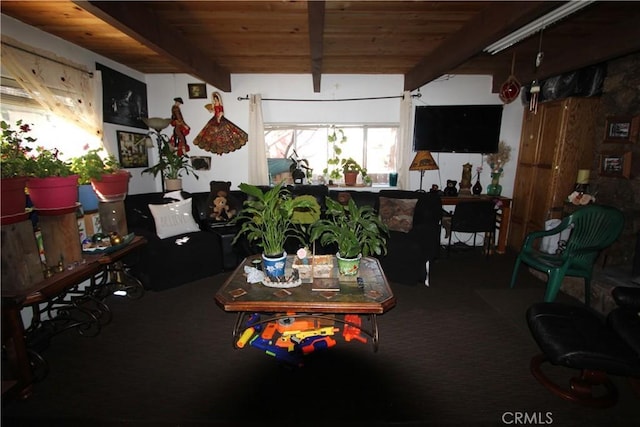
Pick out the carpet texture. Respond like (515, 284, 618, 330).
(3, 250, 639, 426)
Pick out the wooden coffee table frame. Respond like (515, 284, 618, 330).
(215, 255, 396, 352)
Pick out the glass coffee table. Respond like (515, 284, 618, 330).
(215, 254, 396, 353)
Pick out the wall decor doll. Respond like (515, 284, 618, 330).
(193, 92, 248, 155)
(170, 97, 191, 156)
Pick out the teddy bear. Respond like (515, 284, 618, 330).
(210, 190, 236, 221)
(443, 179, 458, 197)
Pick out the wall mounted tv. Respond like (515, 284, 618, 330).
(413, 104, 503, 153)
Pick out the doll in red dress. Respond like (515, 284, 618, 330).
(170, 97, 190, 156)
(193, 92, 248, 155)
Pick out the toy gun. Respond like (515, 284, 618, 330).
(298, 335, 337, 355)
(250, 334, 303, 367)
(284, 326, 338, 341)
(343, 314, 367, 344)
(236, 313, 262, 348)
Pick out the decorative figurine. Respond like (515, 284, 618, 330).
(443, 180, 458, 197)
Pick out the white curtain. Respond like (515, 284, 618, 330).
(247, 94, 269, 185)
(1, 37, 103, 144)
(397, 90, 413, 190)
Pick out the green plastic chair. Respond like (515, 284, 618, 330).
(510, 204, 624, 305)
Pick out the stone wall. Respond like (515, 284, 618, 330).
(591, 51, 640, 269)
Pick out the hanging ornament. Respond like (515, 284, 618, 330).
(499, 53, 521, 104)
(529, 29, 544, 114)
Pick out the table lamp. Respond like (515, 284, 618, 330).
(575, 169, 590, 193)
(409, 151, 439, 192)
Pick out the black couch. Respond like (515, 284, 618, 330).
(123, 184, 443, 290)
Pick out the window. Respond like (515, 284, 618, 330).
(1, 77, 102, 160)
(265, 124, 398, 185)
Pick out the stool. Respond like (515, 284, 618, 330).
(526, 301, 640, 408)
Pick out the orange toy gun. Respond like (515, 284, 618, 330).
(343, 314, 367, 344)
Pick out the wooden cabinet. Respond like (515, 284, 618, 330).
(508, 97, 600, 250)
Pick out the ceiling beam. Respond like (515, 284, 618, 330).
(75, 0, 231, 92)
(308, 1, 325, 93)
(404, 2, 559, 91)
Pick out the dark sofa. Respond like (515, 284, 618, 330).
(123, 184, 443, 290)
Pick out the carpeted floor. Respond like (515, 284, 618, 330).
(3, 250, 639, 426)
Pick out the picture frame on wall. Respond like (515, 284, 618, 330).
(599, 151, 631, 178)
(116, 130, 149, 168)
(191, 156, 211, 170)
(603, 115, 639, 143)
(97, 63, 149, 129)
(188, 83, 207, 99)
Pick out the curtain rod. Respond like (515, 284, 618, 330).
(1, 41, 94, 78)
(237, 92, 421, 102)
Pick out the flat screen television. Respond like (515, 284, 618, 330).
(413, 105, 503, 153)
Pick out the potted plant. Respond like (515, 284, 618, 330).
(71, 148, 130, 206)
(142, 138, 198, 191)
(1, 120, 34, 222)
(231, 182, 317, 281)
(25, 145, 78, 212)
(288, 149, 311, 185)
(341, 157, 370, 186)
(310, 196, 388, 276)
(323, 126, 347, 182)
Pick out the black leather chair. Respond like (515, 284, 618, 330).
(446, 200, 496, 256)
(526, 287, 640, 407)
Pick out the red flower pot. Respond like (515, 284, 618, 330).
(344, 171, 358, 186)
(90, 171, 130, 202)
(27, 175, 79, 214)
(1, 177, 28, 224)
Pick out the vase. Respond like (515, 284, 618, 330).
(472, 179, 482, 195)
(26, 175, 79, 214)
(91, 171, 130, 202)
(1, 177, 28, 224)
(487, 172, 502, 196)
(336, 252, 362, 276)
(165, 178, 182, 192)
(262, 252, 287, 281)
(78, 184, 99, 212)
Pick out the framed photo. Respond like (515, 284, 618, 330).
(604, 115, 639, 143)
(97, 63, 149, 129)
(116, 130, 149, 168)
(191, 156, 211, 171)
(188, 83, 207, 99)
(599, 151, 631, 178)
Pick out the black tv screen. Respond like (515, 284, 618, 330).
(413, 105, 503, 153)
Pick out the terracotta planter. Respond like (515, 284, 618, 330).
(1, 177, 28, 224)
(344, 171, 358, 186)
(91, 171, 130, 202)
(26, 175, 79, 214)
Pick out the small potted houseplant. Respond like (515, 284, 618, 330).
(1, 120, 33, 222)
(142, 138, 198, 191)
(309, 196, 388, 275)
(71, 148, 130, 206)
(341, 157, 370, 186)
(289, 149, 311, 185)
(231, 182, 317, 281)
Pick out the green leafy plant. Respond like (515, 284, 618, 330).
(231, 182, 318, 256)
(27, 146, 73, 178)
(310, 196, 388, 259)
(323, 126, 347, 180)
(141, 136, 198, 180)
(1, 120, 34, 178)
(70, 148, 122, 184)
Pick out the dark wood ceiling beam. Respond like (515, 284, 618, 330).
(75, 0, 231, 92)
(404, 2, 559, 91)
(308, 1, 325, 93)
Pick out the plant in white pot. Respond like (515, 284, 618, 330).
(141, 137, 198, 191)
(231, 182, 317, 281)
(310, 197, 388, 276)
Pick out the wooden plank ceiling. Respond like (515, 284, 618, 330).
(2, 1, 640, 93)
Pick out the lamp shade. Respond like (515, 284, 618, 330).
(409, 151, 439, 171)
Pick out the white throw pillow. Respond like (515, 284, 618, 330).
(148, 198, 200, 239)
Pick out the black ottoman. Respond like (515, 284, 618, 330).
(526, 302, 640, 407)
